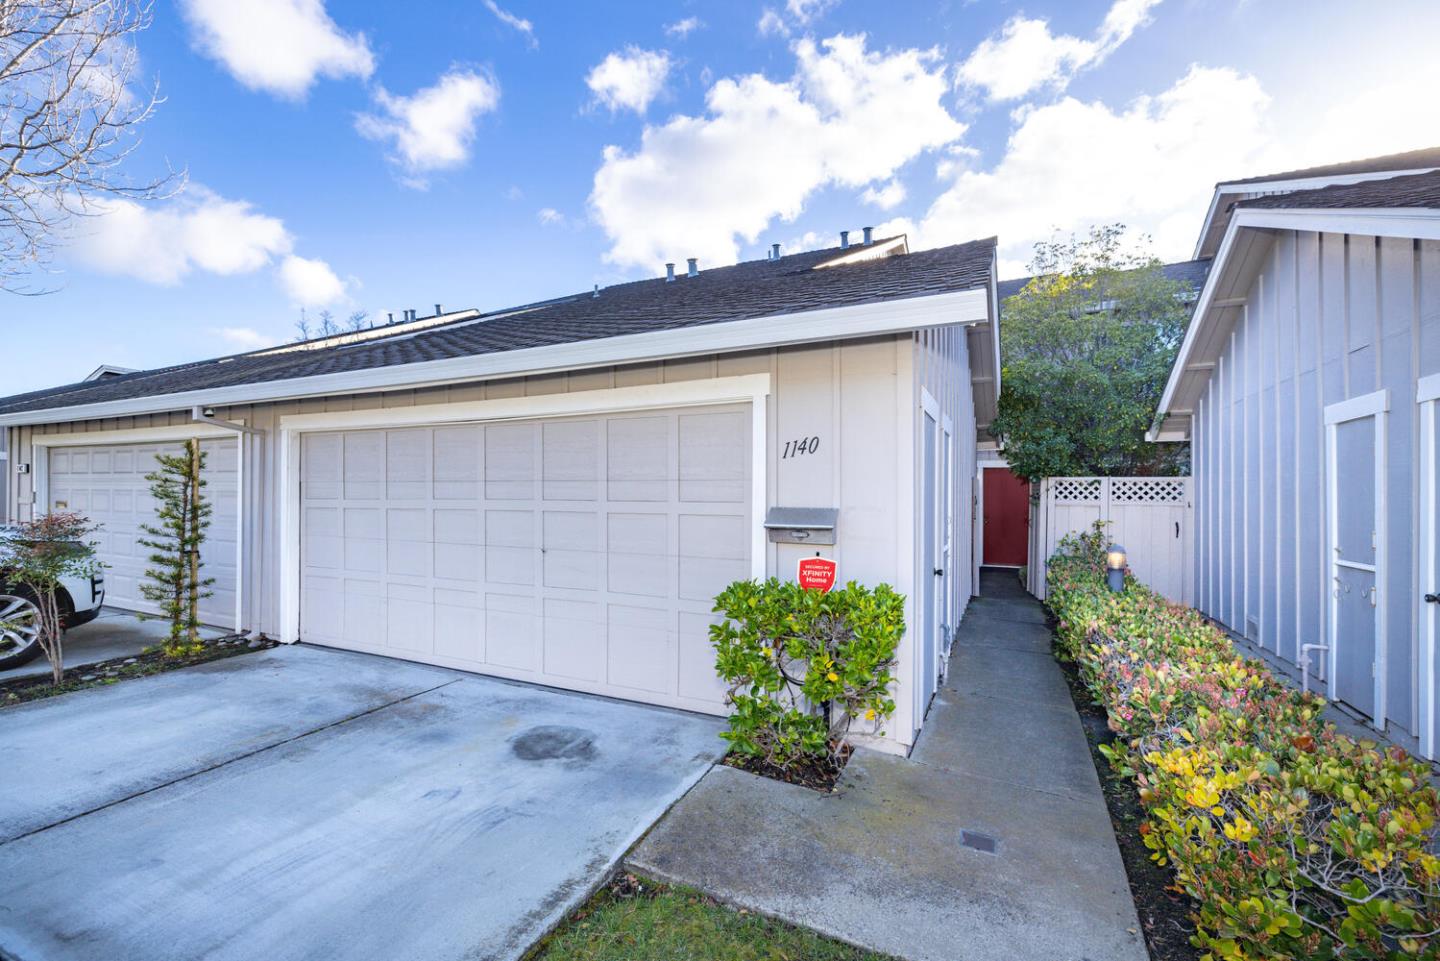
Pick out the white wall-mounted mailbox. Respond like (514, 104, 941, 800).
(763, 506, 838, 545)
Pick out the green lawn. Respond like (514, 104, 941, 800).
(529, 879, 893, 961)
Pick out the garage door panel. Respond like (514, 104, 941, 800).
(678, 611, 728, 703)
(607, 416, 668, 502)
(434, 589, 483, 661)
(543, 598, 602, 681)
(302, 434, 343, 499)
(300, 403, 749, 714)
(485, 423, 536, 500)
(486, 593, 538, 671)
(48, 439, 239, 628)
(607, 513, 669, 598)
(543, 420, 600, 501)
(608, 605, 674, 695)
(679, 410, 747, 503)
(433, 425, 483, 500)
(343, 432, 384, 499)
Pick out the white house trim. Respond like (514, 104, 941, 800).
(0, 289, 989, 428)
(275, 374, 774, 644)
(29, 422, 246, 632)
(1323, 389, 1390, 425)
(1418, 372, 1440, 405)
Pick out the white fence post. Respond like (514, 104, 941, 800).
(1030, 476, 1192, 605)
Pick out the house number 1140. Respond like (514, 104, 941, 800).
(782, 436, 821, 458)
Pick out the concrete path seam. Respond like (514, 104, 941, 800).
(0, 677, 463, 847)
(905, 753, 1101, 806)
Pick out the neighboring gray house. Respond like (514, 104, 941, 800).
(1152, 149, 1440, 759)
(0, 234, 1001, 754)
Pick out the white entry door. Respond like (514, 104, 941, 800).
(1420, 374, 1440, 759)
(1325, 391, 1388, 723)
(298, 404, 752, 714)
(46, 439, 240, 628)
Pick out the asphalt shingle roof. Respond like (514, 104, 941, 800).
(1236, 169, 1440, 211)
(1221, 146, 1440, 187)
(0, 236, 996, 417)
(995, 258, 1211, 303)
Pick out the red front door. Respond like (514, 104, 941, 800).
(983, 468, 1030, 567)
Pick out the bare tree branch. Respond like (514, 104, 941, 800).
(0, 0, 178, 292)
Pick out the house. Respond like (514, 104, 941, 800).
(0, 234, 1001, 754)
(1151, 149, 1440, 759)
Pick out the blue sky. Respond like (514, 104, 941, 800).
(6, 0, 1440, 394)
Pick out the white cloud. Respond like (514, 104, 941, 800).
(590, 34, 965, 270)
(537, 207, 565, 225)
(861, 179, 906, 210)
(757, 9, 788, 37)
(787, 0, 839, 24)
(215, 326, 279, 351)
(72, 187, 294, 284)
(356, 68, 501, 187)
(587, 47, 673, 114)
(180, 0, 373, 98)
(279, 255, 347, 306)
(69, 186, 351, 305)
(913, 65, 1273, 275)
(483, 0, 537, 47)
(957, 0, 1161, 102)
(665, 17, 703, 39)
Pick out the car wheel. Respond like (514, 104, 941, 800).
(0, 589, 45, 671)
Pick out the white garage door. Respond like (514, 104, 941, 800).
(299, 404, 752, 714)
(47, 440, 240, 628)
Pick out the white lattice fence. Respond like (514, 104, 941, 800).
(1032, 476, 1192, 604)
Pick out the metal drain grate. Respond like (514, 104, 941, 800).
(960, 829, 998, 854)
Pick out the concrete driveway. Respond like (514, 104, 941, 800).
(0, 645, 724, 961)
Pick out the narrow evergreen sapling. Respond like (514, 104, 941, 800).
(138, 440, 214, 656)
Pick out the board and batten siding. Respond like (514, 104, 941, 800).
(6, 330, 977, 747)
(1190, 230, 1440, 748)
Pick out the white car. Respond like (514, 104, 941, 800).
(0, 528, 105, 671)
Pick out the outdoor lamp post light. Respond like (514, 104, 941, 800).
(1105, 544, 1127, 593)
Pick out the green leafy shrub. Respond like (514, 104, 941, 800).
(710, 578, 905, 770)
(1047, 522, 1440, 960)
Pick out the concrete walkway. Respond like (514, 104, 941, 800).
(628, 569, 1146, 961)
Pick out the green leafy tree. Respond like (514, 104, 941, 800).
(139, 440, 213, 656)
(990, 225, 1191, 480)
(0, 512, 102, 684)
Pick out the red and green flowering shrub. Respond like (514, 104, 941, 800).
(1048, 523, 1440, 960)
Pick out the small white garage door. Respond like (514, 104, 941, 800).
(299, 404, 752, 714)
(47, 440, 240, 628)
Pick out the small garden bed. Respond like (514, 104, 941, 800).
(723, 739, 853, 793)
(1056, 646, 1202, 961)
(525, 873, 895, 961)
(1047, 524, 1440, 960)
(0, 634, 277, 707)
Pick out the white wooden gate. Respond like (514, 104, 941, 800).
(1029, 476, 1192, 605)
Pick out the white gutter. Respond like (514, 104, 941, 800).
(1154, 202, 1440, 441)
(0, 287, 990, 427)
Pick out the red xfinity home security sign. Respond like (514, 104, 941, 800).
(796, 556, 838, 592)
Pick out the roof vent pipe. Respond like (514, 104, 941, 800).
(863, 226, 873, 245)
(687, 257, 698, 278)
(435, 303, 442, 315)
(840, 230, 849, 250)
(771, 243, 780, 260)
(387, 311, 395, 324)
(665, 262, 675, 282)
(592, 284, 600, 299)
